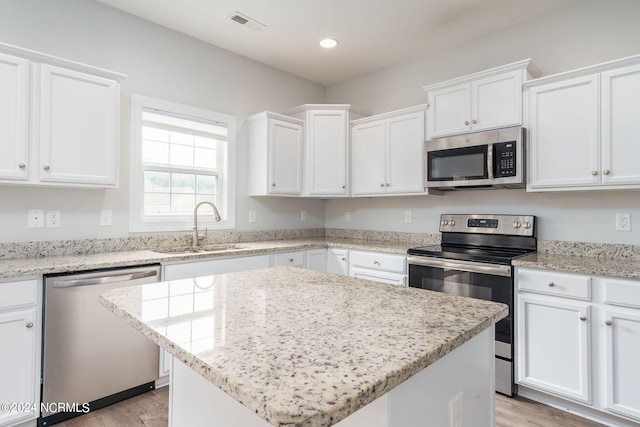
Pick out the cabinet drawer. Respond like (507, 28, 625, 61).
(273, 251, 305, 267)
(0, 279, 38, 309)
(604, 278, 640, 309)
(517, 269, 591, 300)
(349, 251, 406, 274)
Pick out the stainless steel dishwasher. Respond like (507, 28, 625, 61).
(40, 265, 161, 426)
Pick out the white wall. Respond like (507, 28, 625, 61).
(325, 0, 640, 244)
(0, 0, 326, 243)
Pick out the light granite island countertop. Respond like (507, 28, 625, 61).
(100, 266, 507, 427)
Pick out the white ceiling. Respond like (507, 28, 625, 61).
(96, 0, 574, 86)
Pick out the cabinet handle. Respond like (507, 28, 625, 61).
(464, 120, 470, 126)
(272, 183, 276, 187)
(288, 258, 294, 263)
(603, 169, 610, 175)
(548, 282, 555, 287)
(591, 170, 598, 176)
(18, 162, 26, 169)
(472, 119, 477, 124)
(26, 322, 34, 328)
(341, 257, 346, 261)
(579, 316, 587, 322)
(43, 165, 50, 171)
(342, 185, 346, 189)
(373, 261, 381, 266)
(380, 183, 385, 187)
(385, 183, 390, 187)
(605, 320, 613, 326)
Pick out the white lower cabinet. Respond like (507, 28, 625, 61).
(0, 278, 41, 427)
(326, 248, 349, 276)
(305, 249, 327, 272)
(517, 294, 591, 402)
(516, 267, 640, 425)
(326, 248, 407, 285)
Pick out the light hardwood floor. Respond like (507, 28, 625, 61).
(56, 387, 605, 427)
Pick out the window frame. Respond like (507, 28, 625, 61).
(129, 94, 236, 232)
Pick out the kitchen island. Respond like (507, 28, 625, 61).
(99, 266, 507, 427)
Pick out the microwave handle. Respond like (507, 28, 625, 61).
(487, 144, 494, 179)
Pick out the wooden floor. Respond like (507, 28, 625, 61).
(55, 387, 605, 427)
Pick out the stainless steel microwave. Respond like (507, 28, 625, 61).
(424, 126, 525, 190)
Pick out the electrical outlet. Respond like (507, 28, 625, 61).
(344, 211, 351, 222)
(28, 209, 44, 228)
(100, 210, 113, 226)
(449, 392, 463, 427)
(46, 211, 61, 228)
(301, 210, 307, 222)
(404, 211, 412, 224)
(616, 213, 631, 231)
(249, 210, 256, 223)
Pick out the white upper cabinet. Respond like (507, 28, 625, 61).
(248, 112, 304, 196)
(38, 64, 120, 186)
(525, 55, 640, 191)
(0, 43, 125, 188)
(352, 105, 427, 196)
(283, 104, 370, 197)
(0, 52, 29, 181)
(424, 59, 539, 139)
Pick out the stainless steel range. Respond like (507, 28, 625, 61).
(407, 214, 536, 396)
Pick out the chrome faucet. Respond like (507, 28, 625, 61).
(192, 201, 221, 247)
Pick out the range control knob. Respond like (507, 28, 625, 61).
(442, 220, 450, 226)
(450, 220, 456, 226)
(524, 221, 532, 229)
(512, 221, 522, 229)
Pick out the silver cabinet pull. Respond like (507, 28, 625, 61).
(385, 183, 390, 187)
(472, 119, 477, 124)
(43, 165, 50, 171)
(341, 257, 346, 261)
(288, 258, 294, 263)
(548, 282, 555, 287)
(380, 183, 385, 187)
(464, 120, 470, 125)
(272, 183, 276, 187)
(591, 170, 598, 176)
(373, 260, 381, 266)
(605, 320, 613, 326)
(342, 185, 346, 189)
(18, 162, 26, 169)
(579, 316, 587, 321)
(26, 322, 34, 328)
(603, 169, 610, 175)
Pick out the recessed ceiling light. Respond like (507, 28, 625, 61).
(319, 38, 338, 49)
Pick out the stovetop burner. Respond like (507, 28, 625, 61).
(408, 214, 537, 265)
(407, 244, 532, 265)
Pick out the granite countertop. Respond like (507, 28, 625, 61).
(99, 266, 507, 427)
(513, 252, 640, 280)
(0, 238, 413, 279)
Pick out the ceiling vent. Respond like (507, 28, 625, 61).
(229, 12, 266, 31)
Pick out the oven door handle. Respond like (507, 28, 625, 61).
(407, 256, 512, 277)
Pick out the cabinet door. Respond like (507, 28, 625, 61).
(326, 248, 349, 276)
(306, 110, 348, 196)
(516, 294, 591, 403)
(604, 309, 640, 420)
(601, 63, 640, 186)
(38, 64, 119, 186)
(527, 75, 600, 189)
(426, 83, 470, 138)
(268, 118, 303, 195)
(351, 120, 386, 195)
(305, 249, 327, 272)
(472, 69, 522, 132)
(0, 53, 29, 181)
(0, 308, 38, 425)
(386, 111, 425, 194)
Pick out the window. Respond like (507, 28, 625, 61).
(130, 95, 236, 232)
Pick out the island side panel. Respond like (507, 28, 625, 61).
(168, 327, 495, 427)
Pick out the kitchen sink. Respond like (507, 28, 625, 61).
(154, 244, 246, 255)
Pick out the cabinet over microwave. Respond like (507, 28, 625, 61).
(425, 126, 525, 190)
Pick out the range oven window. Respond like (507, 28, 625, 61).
(427, 145, 488, 181)
(408, 263, 512, 343)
